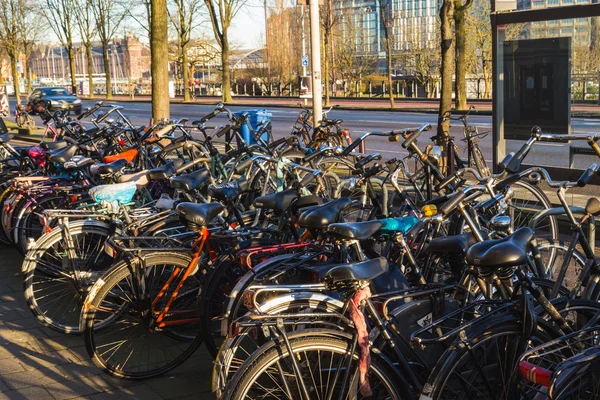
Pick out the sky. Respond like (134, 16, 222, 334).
(229, 2, 266, 50)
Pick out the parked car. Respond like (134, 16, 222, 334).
(27, 87, 82, 115)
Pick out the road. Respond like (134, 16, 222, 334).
(8, 98, 600, 169)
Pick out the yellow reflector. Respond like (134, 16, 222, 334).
(422, 204, 437, 217)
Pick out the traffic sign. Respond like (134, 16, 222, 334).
(301, 56, 309, 67)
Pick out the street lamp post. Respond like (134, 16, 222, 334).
(309, 0, 322, 124)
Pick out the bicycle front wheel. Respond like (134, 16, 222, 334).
(83, 252, 203, 379)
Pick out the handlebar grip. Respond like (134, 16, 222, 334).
(405, 219, 425, 242)
(498, 152, 515, 172)
(505, 142, 533, 173)
(299, 171, 319, 188)
(268, 137, 287, 149)
(304, 148, 326, 162)
(355, 154, 375, 169)
(439, 191, 467, 217)
(493, 173, 521, 191)
(342, 138, 361, 155)
(216, 124, 232, 138)
(402, 129, 423, 149)
(364, 164, 384, 179)
(235, 157, 254, 173)
(577, 164, 597, 187)
(200, 110, 219, 123)
(435, 173, 461, 192)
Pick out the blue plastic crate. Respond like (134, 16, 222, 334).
(235, 109, 272, 148)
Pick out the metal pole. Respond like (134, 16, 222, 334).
(309, 0, 322, 124)
(301, 5, 308, 106)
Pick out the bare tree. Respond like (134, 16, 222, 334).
(322, 0, 337, 106)
(454, 0, 474, 110)
(400, 24, 441, 99)
(74, 0, 98, 98)
(151, 0, 170, 119)
(438, 0, 455, 144)
(377, 0, 395, 107)
(465, 0, 491, 98)
(44, 0, 79, 94)
(169, 0, 204, 101)
(204, 0, 248, 103)
(90, 0, 131, 99)
(0, 0, 32, 103)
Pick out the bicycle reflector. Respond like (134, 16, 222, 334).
(518, 361, 551, 387)
(422, 205, 437, 217)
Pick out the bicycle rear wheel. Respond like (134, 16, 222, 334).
(83, 252, 203, 379)
(223, 332, 407, 400)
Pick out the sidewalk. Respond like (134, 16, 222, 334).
(81, 95, 600, 118)
(0, 247, 212, 400)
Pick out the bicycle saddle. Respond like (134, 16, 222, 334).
(47, 145, 77, 163)
(428, 232, 480, 254)
(39, 140, 67, 150)
(208, 177, 249, 202)
(147, 159, 185, 180)
(324, 257, 389, 284)
(298, 197, 353, 230)
(585, 197, 600, 216)
(91, 158, 128, 175)
(254, 189, 298, 212)
(466, 227, 533, 269)
(176, 202, 224, 227)
(119, 170, 149, 189)
(170, 168, 211, 192)
(290, 194, 324, 215)
(0, 133, 14, 143)
(328, 220, 384, 240)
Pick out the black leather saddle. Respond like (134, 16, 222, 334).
(0, 133, 14, 143)
(254, 189, 298, 212)
(428, 232, 479, 254)
(148, 159, 185, 180)
(325, 257, 389, 284)
(290, 195, 324, 215)
(328, 220, 384, 240)
(176, 202, 224, 227)
(585, 197, 600, 216)
(170, 169, 211, 192)
(298, 197, 353, 230)
(40, 140, 67, 150)
(466, 227, 533, 269)
(92, 158, 128, 175)
(48, 145, 77, 163)
(208, 178, 249, 202)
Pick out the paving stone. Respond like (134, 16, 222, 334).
(17, 349, 78, 371)
(0, 386, 53, 399)
(85, 384, 164, 400)
(43, 375, 112, 400)
(2, 366, 70, 390)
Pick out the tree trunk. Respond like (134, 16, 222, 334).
(9, 53, 20, 103)
(483, 62, 491, 99)
(103, 44, 112, 100)
(86, 43, 94, 98)
(68, 46, 77, 95)
(182, 46, 190, 102)
(221, 31, 233, 103)
(454, 2, 467, 110)
(151, 0, 170, 119)
(24, 55, 32, 94)
(385, 37, 394, 108)
(323, 26, 330, 107)
(438, 0, 455, 143)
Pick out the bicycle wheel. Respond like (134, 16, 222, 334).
(83, 252, 203, 379)
(537, 240, 586, 296)
(223, 332, 407, 400)
(421, 312, 555, 400)
(508, 180, 557, 242)
(213, 293, 346, 397)
(23, 221, 114, 334)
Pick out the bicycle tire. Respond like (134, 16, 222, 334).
(421, 312, 555, 400)
(23, 221, 114, 334)
(223, 332, 408, 400)
(83, 252, 204, 379)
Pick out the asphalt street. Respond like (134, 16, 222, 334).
(7, 98, 600, 169)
